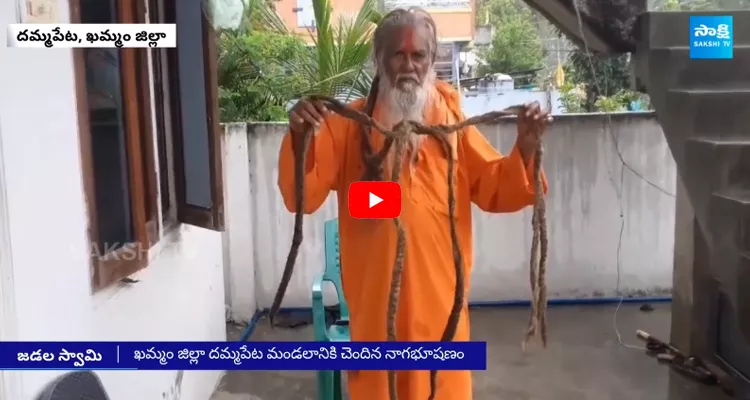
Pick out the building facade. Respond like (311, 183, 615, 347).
(274, 0, 476, 85)
(0, 0, 228, 398)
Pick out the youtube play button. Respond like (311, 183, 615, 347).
(369, 193, 383, 208)
(348, 181, 402, 219)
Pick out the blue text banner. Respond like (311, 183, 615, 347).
(1, 342, 487, 371)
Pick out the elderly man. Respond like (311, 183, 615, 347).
(277, 8, 550, 400)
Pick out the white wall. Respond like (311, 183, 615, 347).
(222, 123, 257, 323)
(0, 2, 226, 399)
(223, 112, 676, 314)
(461, 90, 564, 117)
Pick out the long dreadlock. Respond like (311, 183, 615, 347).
(268, 8, 467, 400)
(358, 9, 461, 400)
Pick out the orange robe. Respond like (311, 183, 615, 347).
(278, 80, 548, 400)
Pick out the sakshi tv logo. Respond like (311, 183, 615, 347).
(689, 16, 733, 59)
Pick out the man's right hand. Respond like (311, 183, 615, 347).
(289, 97, 330, 135)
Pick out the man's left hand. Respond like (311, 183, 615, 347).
(516, 101, 552, 163)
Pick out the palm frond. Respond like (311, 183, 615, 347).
(248, 0, 290, 33)
(299, 0, 380, 98)
(218, 0, 381, 121)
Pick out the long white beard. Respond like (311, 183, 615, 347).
(378, 70, 435, 168)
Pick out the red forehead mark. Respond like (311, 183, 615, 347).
(400, 27, 417, 53)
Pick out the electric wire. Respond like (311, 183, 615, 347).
(570, 0, 675, 351)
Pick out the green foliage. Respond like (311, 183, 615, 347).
(561, 49, 637, 112)
(660, 0, 707, 10)
(217, 0, 381, 121)
(475, 0, 545, 76)
(250, 0, 381, 99)
(593, 90, 653, 112)
(218, 30, 311, 122)
(652, 0, 750, 10)
(619, 90, 652, 111)
(558, 47, 654, 113)
(245, 0, 289, 33)
(558, 83, 586, 113)
(594, 94, 627, 112)
(559, 82, 652, 113)
(548, 20, 656, 113)
(564, 51, 630, 98)
(302, 0, 381, 99)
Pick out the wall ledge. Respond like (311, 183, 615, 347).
(221, 111, 660, 129)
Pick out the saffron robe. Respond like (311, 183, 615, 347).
(277, 80, 548, 399)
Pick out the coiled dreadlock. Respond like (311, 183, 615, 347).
(358, 8, 457, 400)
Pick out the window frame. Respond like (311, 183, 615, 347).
(70, 0, 224, 292)
(148, 0, 179, 232)
(135, 0, 160, 247)
(71, 0, 154, 290)
(166, 0, 224, 231)
(295, 0, 316, 28)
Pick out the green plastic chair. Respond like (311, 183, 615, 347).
(312, 218, 350, 400)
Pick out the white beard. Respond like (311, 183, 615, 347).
(378, 69, 435, 168)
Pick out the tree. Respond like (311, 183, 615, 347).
(475, 0, 545, 76)
(218, 30, 310, 121)
(252, 0, 382, 99)
(558, 49, 653, 113)
(562, 50, 631, 111)
(556, 0, 746, 113)
(217, 0, 382, 121)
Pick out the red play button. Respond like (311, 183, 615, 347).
(348, 181, 402, 219)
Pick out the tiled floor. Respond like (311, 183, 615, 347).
(211, 304, 733, 400)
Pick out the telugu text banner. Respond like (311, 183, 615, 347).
(7, 24, 177, 49)
(1, 341, 487, 371)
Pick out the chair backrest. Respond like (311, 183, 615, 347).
(323, 218, 349, 319)
(34, 371, 111, 400)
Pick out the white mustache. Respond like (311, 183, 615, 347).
(396, 75, 419, 83)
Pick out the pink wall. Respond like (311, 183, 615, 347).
(272, 0, 475, 43)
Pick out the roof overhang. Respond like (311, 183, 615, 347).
(521, 0, 647, 54)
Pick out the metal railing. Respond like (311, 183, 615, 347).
(434, 61, 455, 85)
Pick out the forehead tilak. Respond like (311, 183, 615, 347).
(394, 25, 428, 53)
(401, 26, 417, 52)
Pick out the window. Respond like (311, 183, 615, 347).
(70, 0, 224, 291)
(149, 0, 176, 227)
(434, 43, 455, 83)
(296, 0, 316, 28)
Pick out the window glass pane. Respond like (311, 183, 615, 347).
(81, 0, 134, 253)
(175, 0, 213, 209)
(150, 0, 172, 216)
